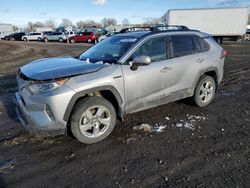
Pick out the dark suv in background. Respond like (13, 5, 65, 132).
(4, 32, 26, 41)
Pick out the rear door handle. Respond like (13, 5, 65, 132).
(161, 67, 171, 72)
(196, 58, 204, 63)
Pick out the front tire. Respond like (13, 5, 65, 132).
(193, 75, 216, 107)
(70, 97, 116, 144)
(23, 37, 28, 42)
(87, 39, 92, 43)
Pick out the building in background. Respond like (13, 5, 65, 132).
(0, 23, 14, 39)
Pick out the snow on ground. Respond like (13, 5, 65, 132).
(133, 114, 207, 133)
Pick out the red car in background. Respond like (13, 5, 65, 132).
(69, 32, 98, 43)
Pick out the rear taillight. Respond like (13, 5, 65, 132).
(220, 49, 227, 59)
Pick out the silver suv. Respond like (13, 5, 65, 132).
(15, 26, 225, 144)
(43, 32, 67, 42)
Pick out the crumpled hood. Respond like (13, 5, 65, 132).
(20, 57, 105, 81)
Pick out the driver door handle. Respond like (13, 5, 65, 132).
(161, 66, 171, 72)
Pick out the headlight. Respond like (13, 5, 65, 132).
(28, 79, 68, 94)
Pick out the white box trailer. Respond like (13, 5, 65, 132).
(0, 23, 14, 39)
(166, 7, 249, 42)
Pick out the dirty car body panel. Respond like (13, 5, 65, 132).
(15, 29, 224, 136)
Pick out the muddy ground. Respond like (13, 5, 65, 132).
(0, 40, 249, 188)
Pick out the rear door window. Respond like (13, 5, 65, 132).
(171, 35, 194, 57)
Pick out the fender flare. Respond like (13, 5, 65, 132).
(193, 67, 219, 91)
(63, 86, 123, 122)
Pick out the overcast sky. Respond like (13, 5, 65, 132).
(0, 0, 249, 26)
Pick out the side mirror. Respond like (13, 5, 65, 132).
(130, 56, 151, 70)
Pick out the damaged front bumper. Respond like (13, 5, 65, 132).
(14, 92, 66, 136)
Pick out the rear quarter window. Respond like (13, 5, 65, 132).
(171, 35, 194, 57)
(192, 35, 210, 52)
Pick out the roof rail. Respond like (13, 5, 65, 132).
(152, 25, 190, 32)
(118, 25, 190, 34)
(119, 27, 154, 33)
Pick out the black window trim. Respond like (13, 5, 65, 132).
(169, 34, 195, 58)
(169, 34, 210, 59)
(124, 35, 170, 64)
(192, 35, 210, 53)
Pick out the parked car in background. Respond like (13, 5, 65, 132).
(65, 31, 76, 38)
(43, 32, 67, 42)
(0, 31, 14, 40)
(43, 31, 53, 35)
(22, 32, 44, 42)
(69, 32, 98, 43)
(4, 32, 26, 41)
(98, 32, 118, 42)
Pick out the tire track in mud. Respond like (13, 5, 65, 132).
(221, 67, 250, 86)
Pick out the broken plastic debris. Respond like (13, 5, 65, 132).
(154, 124, 167, 133)
(172, 114, 206, 130)
(165, 117, 170, 120)
(86, 58, 90, 63)
(0, 159, 15, 174)
(95, 61, 104, 64)
(133, 123, 152, 132)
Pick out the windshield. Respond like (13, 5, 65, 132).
(79, 36, 138, 64)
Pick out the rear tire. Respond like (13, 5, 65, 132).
(87, 39, 92, 43)
(192, 75, 216, 107)
(44, 38, 48, 43)
(70, 39, 75, 43)
(38, 37, 42, 42)
(70, 96, 116, 144)
(59, 38, 63, 42)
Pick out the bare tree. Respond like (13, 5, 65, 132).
(143, 17, 160, 26)
(101, 18, 117, 27)
(60, 18, 74, 28)
(26, 22, 35, 32)
(160, 12, 168, 24)
(76, 20, 101, 28)
(34, 21, 45, 28)
(12, 25, 19, 31)
(122, 18, 130, 26)
(45, 19, 57, 29)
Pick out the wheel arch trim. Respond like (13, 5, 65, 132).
(194, 67, 219, 91)
(63, 86, 123, 122)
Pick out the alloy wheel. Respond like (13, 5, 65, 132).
(199, 80, 214, 103)
(79, 105, 111, 138)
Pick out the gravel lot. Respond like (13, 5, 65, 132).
(0, 40, 249, 188)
